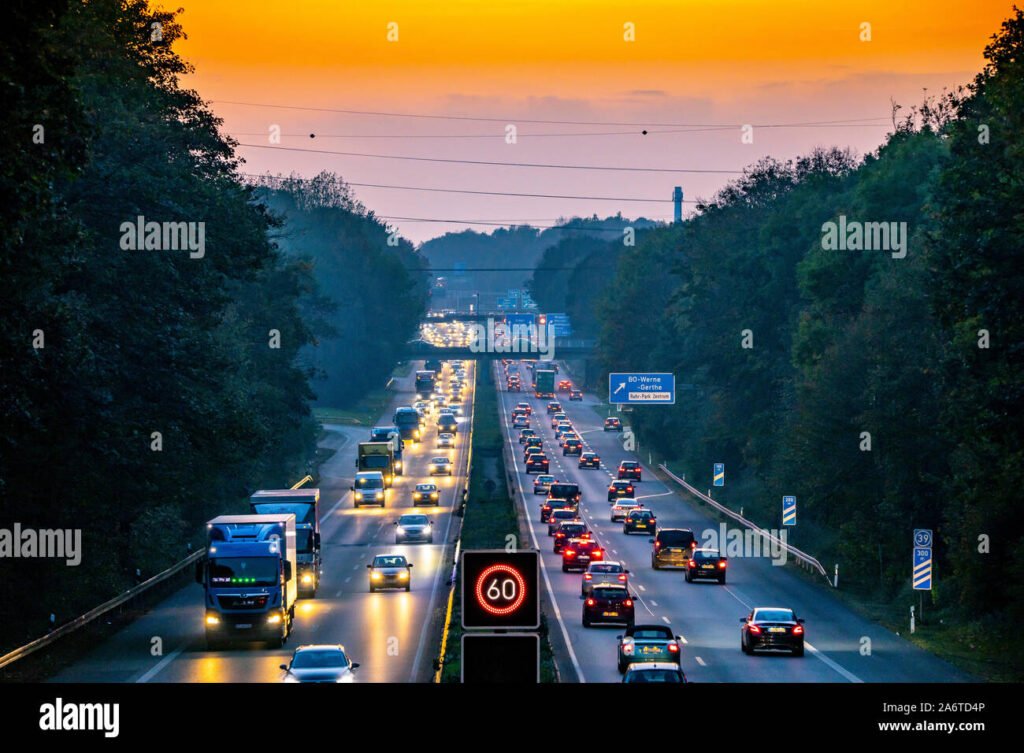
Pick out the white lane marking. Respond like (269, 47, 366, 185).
(806, 642, 864, 683)
(344, 576, 351, 583)
(678, 634, 688, 644)
(635, 491, 674, 501)
(499, 366, 585, 683)
(335, 588, 345, 597)
(650, 600, 658, 607)
(695, 656, 707, 667)
(638, 584, 646, 592)
(135, 644, 187, 683)
(662, 616, 672, 625)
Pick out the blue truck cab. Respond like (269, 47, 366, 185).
(197, 514, 297, 650)
(248, 489, 321, 597)
(393, 406, 423, 444)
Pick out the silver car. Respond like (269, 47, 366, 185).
(437, 432, 455, 448)
(280, 645, 359, 683)
(395, 514, 434, 544)
(611, 500, 642, 522)
(367, 553, 413, 591)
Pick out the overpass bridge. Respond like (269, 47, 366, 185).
(403, 338, 597, 359)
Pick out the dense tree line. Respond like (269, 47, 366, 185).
(583, 11, 1023, 672)
(255, 173, 429, 407)
(0, 1, 424, 650)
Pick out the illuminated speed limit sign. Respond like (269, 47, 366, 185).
(462, 551, 539, 629)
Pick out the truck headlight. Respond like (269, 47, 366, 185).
(301, 573, 314, 584)
(395, 461, 402, 470)
(205, 614, 220, 626)
(267, 613, 282, 625)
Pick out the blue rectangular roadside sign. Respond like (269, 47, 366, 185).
(782, 495, 796, 526)
(913, 547, 933, 590)
(608, 373, 675, 405)
(713, 463, 725, 487)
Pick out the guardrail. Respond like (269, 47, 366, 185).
(657, 464, 834, 587)
(0, 549, 204, 671)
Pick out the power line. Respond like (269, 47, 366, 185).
(237, 142, 743, 174)
(227, 121, 890, 140)
(376, 214, 664, 230)
(215, 99, 890, 129)
(241, 172, 696, 203)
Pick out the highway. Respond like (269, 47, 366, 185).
(51, 361, 474, 683)
(496, 360, 970, 683)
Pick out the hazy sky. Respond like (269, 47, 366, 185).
(175, 0, 1014, 244)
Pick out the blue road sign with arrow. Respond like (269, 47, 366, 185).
(713, 463, 724, 487)
(608, 373, 675, 405)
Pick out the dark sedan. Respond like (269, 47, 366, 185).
(582, 584, 635, 628)
(741, 607, 805, 656)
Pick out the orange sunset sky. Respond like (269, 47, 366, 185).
(173, 1, 1016, 243)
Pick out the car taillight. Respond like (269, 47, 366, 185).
(593, 551, 603, 559)
(793, 625, 804, 635)
(617, 574, 626, 581)
(565, 550, 576, 557)
(719, 561, 727, 568)
(584, 573, 592, 580)
(687, 559, 696, 568)
(749, 624, 762, 634)
(655, 542, 661, 550)
(650, 519, 656, 525)
(555, 532, 564, 538)
(691, 541, 698, 549)
(624, 599, 633, 607)
(627, 487, 633, 493)
(585, 599, 595, 606)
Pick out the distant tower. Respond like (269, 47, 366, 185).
(672, 186, 683, 224)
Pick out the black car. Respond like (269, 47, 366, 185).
(578, 451, 601, 469)
(548, 483, 581, 505)
(526, 453, 549, 474)
(562, 538, 604, 572)
(603, 417, 623, 432)
(546, 401, 562, 414)
(582, 584, 635, 628)
(518, 429, 536, 444)
(623, 508, 657, 535)
(741, 607, 805, 656)
(686, 548, 728, 584)
(618, 460, 642, 481)
(562, 438, 583, 456)
(553, 521, 588, 552)
(607, 480, 635, 502)
(569, 389, 583, 401)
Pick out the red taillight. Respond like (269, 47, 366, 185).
(691, 541, 698, 549)
(719, 561, 727, 568)
(748, 624, 762, 634)
(624, 599, 633, 607)
(584, 573, 592, 580)
(617, 574, 626, 581)
(555, 532, 565, 538)
(793, 624, 804, 635)
(650, 519, 657, 525)
(668, 643, 679, 653)
(565, 550, 576, 557)
(655, 542, 661, 550)
(687, 559, 696, 568)
(585, 598, 595, 606)
(627, 487, 633, 493)
(593, 550, 603, 560)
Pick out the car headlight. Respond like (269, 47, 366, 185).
(399, 571, 409, 580)
(423, 525, 432, 533)
(431, 493, 438, 499)
(371, 571, 382, 580)
(355, 491, 363, 498)
(396, 526, 406, 535)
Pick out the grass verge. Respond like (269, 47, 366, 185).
(440, 359, 557, 682)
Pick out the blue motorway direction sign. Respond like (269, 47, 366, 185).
(608, 373, 675, 405)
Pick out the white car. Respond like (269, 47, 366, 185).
(447, 404, 463, 416)
(429, 456, 453, 476)
(281, 645, 359, 682)
(610, 500, 643, 522)
(437, 432, 455, 448)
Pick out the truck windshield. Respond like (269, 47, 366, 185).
(209, 558, 278, 587)
(356, 477, 383, 489)
(295, 529, 314, 554)
(394, 411, 418, 427)
(250, 502, 314, 525)
(362, 456, 389, 469)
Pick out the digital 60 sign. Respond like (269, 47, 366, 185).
(461, 550, 539, 629)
